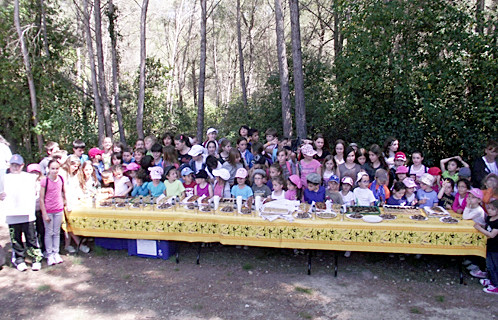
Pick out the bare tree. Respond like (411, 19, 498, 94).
(14, 0, 43, 153)
(289, 0, 306, 139)
(108, 0, 126, 145)
(197, 0, 207, 142)
(94, 0, 112, 138)
(274, 0, 292, 138)
(137, 0, 149, 140)
(40, 0, 50, 57)
(236, 0, 248, 107)
(82, 0, 105, 146)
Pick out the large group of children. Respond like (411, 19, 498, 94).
(0, 129, 497, 295)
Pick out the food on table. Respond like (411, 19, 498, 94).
(200, 206, 211, 212)
(261, 207, 289, 215)
(158, 203, 172, 209)
(115, 202, 126, 208)
(187, 195, 200, 202)
(221, 206, 234, 212)
(379, 213, 396, 220)
(410, 214, 427, 221)
(348, 213, 364, 219)
(186, 203, 195, 210)
(130, 202, 141, 208)
(296, 212, 311, 219)
(240, 207, 252, 214)
(315, 202, 326, 210)
(202, 197, 211, 204)
(383, 206, 420, 215)
(431, 206, 443, 213)
(317, 212, 336, 219)
(441, 216, 459, 224)
(99, 201, 112, 207)
(348, 206, 379, 214)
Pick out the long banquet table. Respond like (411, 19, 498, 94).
(66, 205, 487, 258)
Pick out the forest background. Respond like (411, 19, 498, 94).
(0, 0, 496, 165)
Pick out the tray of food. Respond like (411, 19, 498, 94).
(347, 206, 380, 215)
(220, 206, 234, 213)
(157, 203, 173, 210)
(424, 206, 450, 217)
(260, 207, 290, 215)
(98, 200, 113, 208)
(239, 207, 252, 215)
(440, 216, 459, 224)
(182, 195, 200, 204)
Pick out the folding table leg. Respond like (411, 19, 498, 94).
(307, 250, 312, 275)
(334, 251, 339, 277)
(176, 245, 180, 264)
(458, 257, 464, 284)
(196, 243, 202, 265)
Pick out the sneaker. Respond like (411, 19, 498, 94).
(480, 279, 492, 287)
(16, 262, 28, 272)
(344, 251, 351, 258)
(53, 253, 63, 264)
(483, 285, 498, 295)
(79, 244, 90, 254)
(32, 262, 42, 271)
(467, 264, 480, 271)
(65, 245, 76, 253)
(47, 255, 56, 266)
(470, 269, 488, 279)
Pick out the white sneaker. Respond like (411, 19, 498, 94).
(65, 245, 76, 253)
(79, 244, 90, 253)
(47, 255, 56, 266)
(53, 253, 63, 264)
(32, 262, 42, 271)
(16, 262, 28, 272)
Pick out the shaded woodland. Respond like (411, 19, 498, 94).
(0, 0, 496, 163)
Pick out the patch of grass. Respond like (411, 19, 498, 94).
(294, 286, 313, 294)
(409, 307, 422, 314)
(123, 274, 131, 280)
(72, 256, 82, 265)
(174, 267, 180, 272)
(435, 295, 445, 302)
(242, 263, 253, 270)
(298, 311, 312, 319)
(37, 284, 51, 292)
(226, 271, 233, 276)
(192, 304, 203, 311)
(93, 246, 107, 257)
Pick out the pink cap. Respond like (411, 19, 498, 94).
(300, 144, 317, 157)
(235, 168, 248, 179)
(288, 175, 302, 189)
(124, 162, 140, 172)
(27, 163, 42, 173)
(394, 152, 406, 161)
(468, 188, 483, 200)
(89, 147, 104, 158)
(403, 178, 417, 188)
(395, 166, 408, 174)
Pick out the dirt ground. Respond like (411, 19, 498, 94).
(0, 223, 496, 320)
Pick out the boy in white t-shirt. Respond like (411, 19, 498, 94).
(353, 172, 376, 206)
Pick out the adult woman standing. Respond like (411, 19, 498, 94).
(0, 134, 12, 193)
(174, 134, 192, 166)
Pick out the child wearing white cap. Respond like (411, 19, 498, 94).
(353, 172, 376, 206)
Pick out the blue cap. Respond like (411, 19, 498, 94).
(328, 175, 340, 184)
(181, 167, 194, 176)
(10, 154, 24, 165)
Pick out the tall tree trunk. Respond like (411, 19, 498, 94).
(108, 0, 126, 146)
(274, 0, 292, 138)
(40, 0, 50, 57)
(197, 0, 207, 143)
(476, 0, 485, 34)
(82, 0, 105, 146)
(236, 0, 248, 106)
(288, 0, 306, 139)
(14, 0, 43, 153)
(94, 0, 112, 138)
(137, 0, 149, 140)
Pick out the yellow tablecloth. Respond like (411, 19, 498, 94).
(66, 206, 487, 257)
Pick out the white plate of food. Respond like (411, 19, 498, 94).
(424, 206, 450, 217)
(346, 213, 364, 220)
(379, 213, 397, 220)
(410, 214, 428, 221)
(440, 216, 459, 224)
(363, 215, 383, 223)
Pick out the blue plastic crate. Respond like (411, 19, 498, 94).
(127, 240, 177, 260)
(94, 237, 129, 250)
